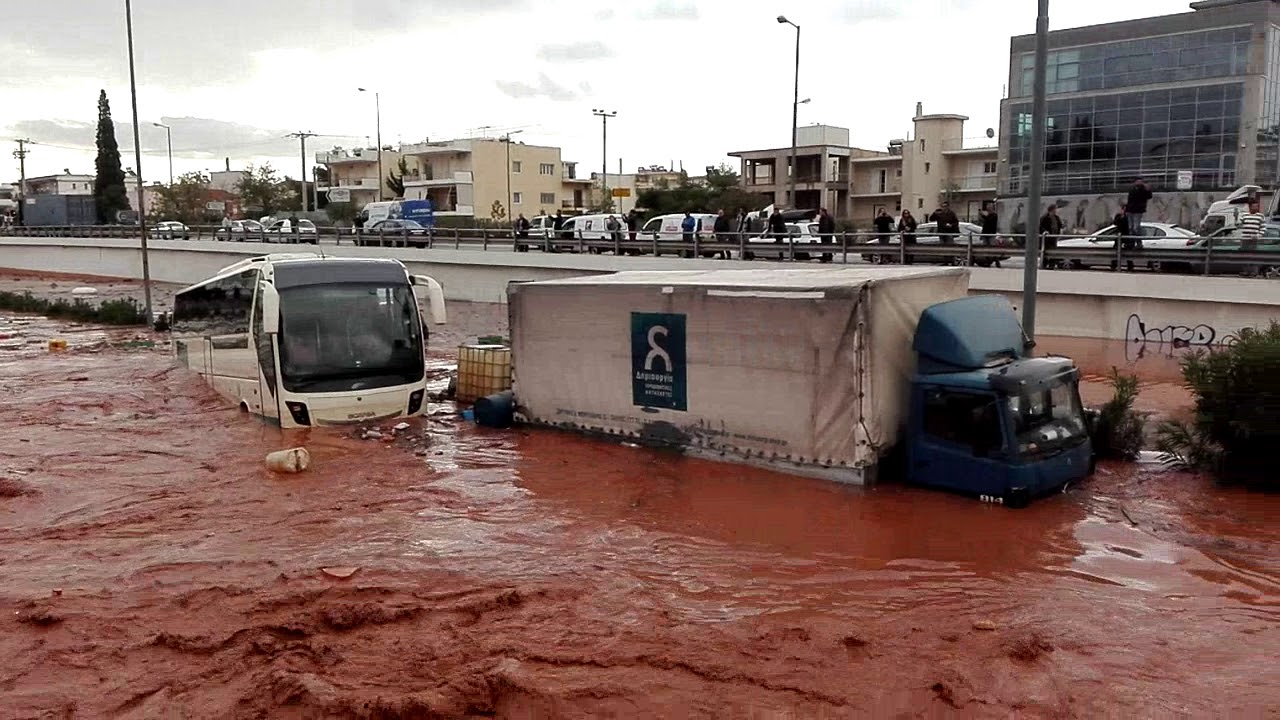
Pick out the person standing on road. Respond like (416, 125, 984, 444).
(626, 209, 639, 242)
(874, 209, 894, 246)
(979, 201, 1001, 268)
(607, 214, 622, 244)
(897, 209, 918, 265)
(1239, 197, 1264, 277)
(767, 208, 787, 241)
(713, 209, 732, 259)
(736, 207, 751, 241)
(936, 201, 960, 244)
(1126, 179, 1153, 236)
(816, 207, 837, 264)
(1038, 204, 1063, 270)
(681, 212, 697, 258)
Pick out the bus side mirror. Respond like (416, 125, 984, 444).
(260, 282, 280, 334)
(411, 274, 447, 325)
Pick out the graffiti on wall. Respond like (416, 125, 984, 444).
(1124, 313, 1238, 361)
(998, 190, 1230, 235)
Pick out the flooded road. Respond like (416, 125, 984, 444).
(0, 302, 1276, 718)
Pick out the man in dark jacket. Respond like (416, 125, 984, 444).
(873, 209, 895, 244)
(935, 202, 960, 244)
(817, 208, 836, 239)
(713, 209, 731, 259)
(1112, 205, 1136, 272)
(768, 209, 787, 240)
(1126, 179, 1152, 236)
(1038, 204, 1063, 270)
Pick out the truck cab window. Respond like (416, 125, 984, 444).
(922, 389, 1003, 456)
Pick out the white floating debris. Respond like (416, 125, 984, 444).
(70, 287, 99, 296)
(393, 422, 411, 431)
(265, 447, 311, 473)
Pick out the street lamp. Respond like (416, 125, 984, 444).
(591, 110, 617, 210)
(502, 130, 524, 224)
(357, 88, 383, 201)
(124, 0, 153, 325)
(153, 122, 172, 185)
(778, 14, 800, 209)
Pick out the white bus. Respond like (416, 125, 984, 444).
(170, 253, 446, 428)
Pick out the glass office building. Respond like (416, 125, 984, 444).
(1000, 0, 1280, 199)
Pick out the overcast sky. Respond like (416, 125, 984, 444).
(1, 0, 1195, 184)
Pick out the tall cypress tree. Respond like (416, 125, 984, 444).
(93, 90, 129, 223)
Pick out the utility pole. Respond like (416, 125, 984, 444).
(778, 15, 801, 209)
(592, 110, 616, 210)
(358, 88, 382, 200)
(125, 0, 153, 326)
(1021, 0, 1050, 343)
(13, 139, 30, 225)
(287, 131, 317, 212)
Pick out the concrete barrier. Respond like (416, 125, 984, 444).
(2, 235, 1277, 348)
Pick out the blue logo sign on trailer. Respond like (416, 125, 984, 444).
(400, 199, 435, 228)
(631, 312, 687, 411)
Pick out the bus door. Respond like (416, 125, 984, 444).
(251, 282, 282, 424)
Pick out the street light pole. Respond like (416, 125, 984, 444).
(1022, 0, 1050, 343)
(502, 130, 523, 224)
(124, 0, 153, 325)
(592, 109, 616, 210)
(152, 122, 172, 185)
(358, 88, 383, 201)
(778, 15, 800, 209)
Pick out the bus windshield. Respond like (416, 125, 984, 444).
(277, 283, 423, 393)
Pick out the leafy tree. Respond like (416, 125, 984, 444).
(326, 202, 357, 225)
(152, 171, 212, 224)
(634, 164, 768, 218)
(386, 157, 409, 199)
(93, 90, 129, 223)
(236, 163, 290, 216)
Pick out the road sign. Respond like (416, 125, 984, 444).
(1176, 170, 1193, 190)
(611, 187, 631, 198)
(327, 188, 351, 203)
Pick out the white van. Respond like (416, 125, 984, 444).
(359, 201, 401, 226)
(638, 213, 720, 257)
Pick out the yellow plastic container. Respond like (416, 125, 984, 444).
(48, 339, 68, 352)
(456, 344, 512, 403)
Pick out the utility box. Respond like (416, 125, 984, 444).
(508, 267, 970, 484)
(25, 195, 98, 226)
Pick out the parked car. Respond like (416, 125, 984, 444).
(741, 222, 833, 261)
(150, 221, 189, 240)
(264, 218, 318, 244)
(1180, 224, 1280, 276)
(1058, 222, 1195, 271)
(638, 213, 720, 258)
(862, 221, 1009, 266)
(359, 219, 428, 248)
(215, 219, 265, 241)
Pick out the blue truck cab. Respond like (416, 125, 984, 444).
(906, 295, 1094, 507)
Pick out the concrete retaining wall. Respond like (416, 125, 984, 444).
(2, 236, 1276, 348)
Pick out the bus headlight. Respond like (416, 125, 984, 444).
(285, 401, 311, 426)
(407, 389, 425, 416)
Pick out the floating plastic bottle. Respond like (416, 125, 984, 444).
(265, 447, 310, 473)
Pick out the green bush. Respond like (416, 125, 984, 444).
(1091, 368, 1147, 460)
(1155, 322, 1280, 488)
(0, 291, 147, 326)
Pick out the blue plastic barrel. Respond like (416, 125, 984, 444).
(473, 390, 515, 429)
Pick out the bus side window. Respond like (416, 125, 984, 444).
(252, 283, 277, 395)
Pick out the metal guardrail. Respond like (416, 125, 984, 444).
(2, 225, 1278, 276)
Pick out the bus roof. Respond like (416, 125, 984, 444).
(179, 254, 408, 295)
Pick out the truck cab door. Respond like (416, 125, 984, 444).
(911, 386, 1010, 499)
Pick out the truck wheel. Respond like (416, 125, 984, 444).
(1004, 487, 1031, 509)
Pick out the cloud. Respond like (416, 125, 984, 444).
(839, 2, 901, 22)
(638, 1, 699, 21)
(494, 73, 582, 102)
(5, 116, 308, 159)
(536, 41, 613, 63)
(595, 8, 615, 20)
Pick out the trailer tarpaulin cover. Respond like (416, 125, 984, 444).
(508, 267, 969, 483)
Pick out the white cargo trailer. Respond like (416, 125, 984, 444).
(508, 266, 970, 484)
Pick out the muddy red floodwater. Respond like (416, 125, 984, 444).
(0, 293, 1276, 717)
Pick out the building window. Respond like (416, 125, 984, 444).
(917, 198, 924, 209)
(983, 161, 998, 174)
(539, 163, 554, 176)
(896, 169, 903, 177)
(512, 161, 522, 173)
(877, 169, 888, 193)
(540, 192, 556, 205)
(919, 139, 926, 152)
(513, 192, 522, 204)
(925, 162, 931, 174)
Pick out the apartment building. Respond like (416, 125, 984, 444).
(23, 172, 94, 196)
(315, 147, 402, 209)
(730, 111, 998, 228)
(395, 137, 592, 219)
(998, 0, 1280, 232)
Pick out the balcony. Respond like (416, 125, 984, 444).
(941, 138, 999, 154)
(404, 171, 473, 187)
(315, 150, 378, 165)
(400, 141, 471, 156)
(323, 177, 381, 190)
(851, 182, 902, 197)
(951, 175, 998, 191)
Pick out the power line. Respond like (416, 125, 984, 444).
(286, 131, 318, 212)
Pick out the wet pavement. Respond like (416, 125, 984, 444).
(0, 276, 1276, 718)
